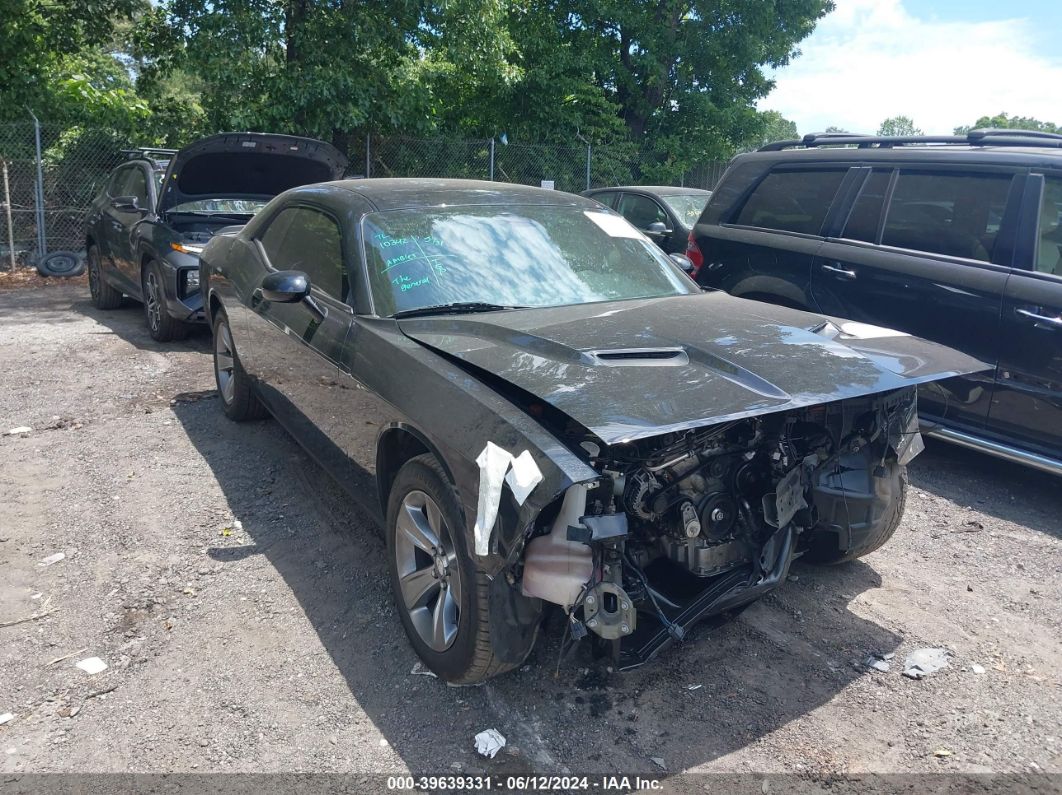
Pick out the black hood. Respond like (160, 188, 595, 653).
(398, 292, 988, 445)
(158, 132, 347, 214)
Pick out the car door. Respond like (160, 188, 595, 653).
(240, 202, 359, 480)
(106, 164, 153, 292)
(988, 172, 1062, 459)
(698, 166, 848, 307)
(810, 166, 1022, 430)
(615, 192, 678, 252)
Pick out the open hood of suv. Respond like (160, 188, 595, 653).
(157, 132, 347, 214)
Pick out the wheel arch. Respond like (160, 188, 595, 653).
(730, 275, 811, 311)
(207, 291, 224, 325)
(376, 424, 458, 518)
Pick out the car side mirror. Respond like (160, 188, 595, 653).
(646, 221, 673, 236)
(669, 253, 696, 274)
(259, 270, 310, 303)
(111, 195, 144, 213)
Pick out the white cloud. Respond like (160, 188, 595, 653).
(761, 0, 1062, 135)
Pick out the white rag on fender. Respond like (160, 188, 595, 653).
(473, 442, 544, 556)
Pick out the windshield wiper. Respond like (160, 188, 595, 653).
(391, 302, 527, 319)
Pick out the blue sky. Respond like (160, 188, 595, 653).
(761, 0, 1062, 135)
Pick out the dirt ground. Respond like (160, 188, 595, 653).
(0, 283, 1059, 786)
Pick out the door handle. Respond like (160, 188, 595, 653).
(821, 263, 857, 279)
(1016, 308, 1062, 329)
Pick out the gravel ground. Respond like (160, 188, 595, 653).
(0, 283, 1059, 784)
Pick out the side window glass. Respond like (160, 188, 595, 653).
(107, 167, 128, 197)
(259, 207, 345, 299)
(125, 168, 149, 206)
(1037, 177, 1062, 276)
(616, 194, 667, 230)
(590, 192, 617, 209)
(260, 208, 295, 265)
(734, 169, 847, 235)
(882, 171, 1013, 262)
(841, 170, 891, 243)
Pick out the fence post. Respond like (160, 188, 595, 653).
(585, 143, 591, 191)
(30, 113, 47, 261)
(2, 160, 15, 270)
(489, 138, 495, 181)
(365, 132, 371, 179)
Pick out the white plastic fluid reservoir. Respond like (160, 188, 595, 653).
(521, 484, 595, 608)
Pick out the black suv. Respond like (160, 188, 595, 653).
(85, 132, 346, 341)
(689, 130, 1062, 475)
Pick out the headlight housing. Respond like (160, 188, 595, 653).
(182, 267, 200, 297)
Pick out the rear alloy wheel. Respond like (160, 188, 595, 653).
(142, 260, 189, 342)
(88, 245, 122, 310)
(212, 310, 268, 422)
(386, 454, 538, 683)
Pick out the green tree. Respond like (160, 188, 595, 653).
(0, 0, 141, 123)
(740, 110, 799, 150)
(134, 0, 834, 176)
(134, 0, 432, 148)
(878, 115, 922, 136)
(954, 112, 1060, 135)
(549, 0, 832, 168)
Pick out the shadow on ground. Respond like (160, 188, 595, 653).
(68, 292, 213, 354)
(172, 396, 900, 778)
(909, 438, 1062, 539)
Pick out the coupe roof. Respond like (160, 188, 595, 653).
(589, 185, 711, 196)
(331, 178, 600, 211)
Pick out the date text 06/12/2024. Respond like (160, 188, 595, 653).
(386, 775, 664, 791)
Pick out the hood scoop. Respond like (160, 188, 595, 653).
(587, 347, 688, 366)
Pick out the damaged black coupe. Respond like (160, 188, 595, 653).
(200, 179, 984, 683)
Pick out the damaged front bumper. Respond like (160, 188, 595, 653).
(516, 387, 921, 669)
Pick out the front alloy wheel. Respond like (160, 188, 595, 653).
(144, 269, 163, 334)
(394, 489, 463, 652)
(142, 261, 188, 342)
(214, 321, 237, 406)
(386, 454, 540, 683)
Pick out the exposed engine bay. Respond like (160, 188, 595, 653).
(169, 215, 251, 245)
(520, 387, 922, 668)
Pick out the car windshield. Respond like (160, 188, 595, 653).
(661, 193, 710, 228)
(362, 205, 696, 317)
(168, 198, 269, 215)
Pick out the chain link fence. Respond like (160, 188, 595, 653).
(0, 122, 132, 268)
(0, 119, 730, 270)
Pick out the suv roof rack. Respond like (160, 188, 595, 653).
(121, 147, 178, 162)
(758, 128, 1062, 152)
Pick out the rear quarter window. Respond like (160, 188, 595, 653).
(733, 169, 847, 235)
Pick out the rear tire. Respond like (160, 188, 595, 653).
(386, 454, 537, 683)
(88, 245, 122, 310)
(143, 260, 189, 342)
(803, 463, 907, 564)
(212, 309, 268, 422)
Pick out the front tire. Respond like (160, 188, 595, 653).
(88, 245, 122, 310)
(387, 454, 536, 683)
(213, 310, 268, 422)
(143, 260, 188, 342)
